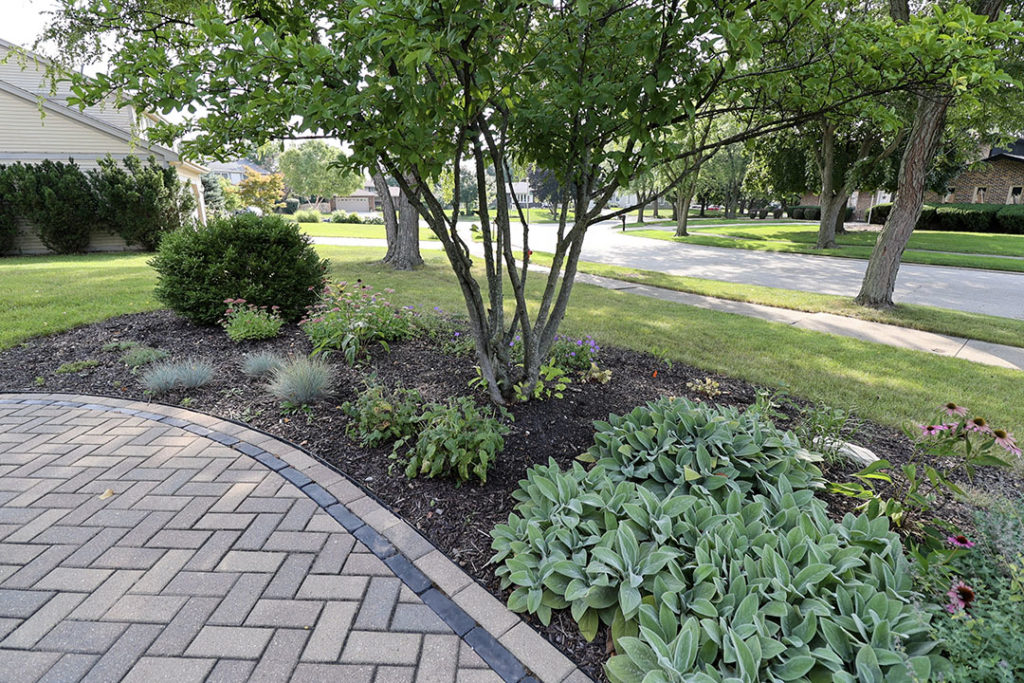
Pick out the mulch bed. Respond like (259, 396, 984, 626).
(2, 310, 1022, 681)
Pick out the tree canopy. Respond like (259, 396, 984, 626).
(42, 0, 1022, 399)
(279, 140, 363, 205)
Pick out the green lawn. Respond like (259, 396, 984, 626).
(525, 252, 1024, 348)
(629, 228, 1024, 273)
(0, 253, 160, 350)
(298, 222, 437, 241)
(315, 246, 1024, 432)
(3, 247, 1021, 432)
(689, 223, 1024, 257)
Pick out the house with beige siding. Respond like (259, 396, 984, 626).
(0, 37, 207, 254)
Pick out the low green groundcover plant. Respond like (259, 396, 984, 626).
(342, 379, 424, 447)
(392, 397, 510, 485)
(301, 281, 416, 364)
(219, 299, 285, 342)
(490, 397, 947, 682)
(915, 498, 1024, 683)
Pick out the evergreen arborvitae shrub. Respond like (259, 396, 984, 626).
(150, 214, 328, 325)
(11, 160, 99, 254)
(0, 166, 18, 254)
(91, 155, 195, 250)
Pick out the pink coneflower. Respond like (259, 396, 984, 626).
(918, 424, 949, 437)
(992, 429, 1022, 457)
(965, 417, 992, 435)
(946, 580, 976, 613)
(946, 534, 975, 549)
(942, 402, 968, 417)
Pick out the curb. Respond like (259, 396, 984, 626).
(0, 393, 593, 683)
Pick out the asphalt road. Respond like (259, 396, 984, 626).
(507, 222, 1024, 321)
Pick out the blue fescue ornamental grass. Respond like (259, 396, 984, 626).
(219, 298, 285, 342)
(142, 358, 214, 395)
(241, 351, 286, 377)
(267, 356, 334, 405)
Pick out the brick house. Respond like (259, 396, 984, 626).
(800, 138, 1024, 220)
(941, 139, 1024, 205)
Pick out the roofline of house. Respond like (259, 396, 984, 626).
(0, 78, 180, 163)
(988, 152, 1024, 163)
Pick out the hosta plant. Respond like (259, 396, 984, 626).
(584, 396, 822, 502)
(491, 399, 946, 682)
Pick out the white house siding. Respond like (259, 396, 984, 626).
(0, 43, 135, 133)
(0, 89, 146, 163)
(8, 219, 138, 256)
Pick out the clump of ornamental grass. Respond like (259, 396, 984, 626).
(242, 351, 286, 377)
(122, 345, 169, 369)
(142, 358, 215, 396)
(267, 356, 333, 407)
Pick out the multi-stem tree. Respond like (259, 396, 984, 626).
(45, 0, 946, 403)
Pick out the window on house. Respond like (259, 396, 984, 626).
(974, 187, 988, 203)
(1010, 187, 1023, 205)
(944, 187, 956, 202)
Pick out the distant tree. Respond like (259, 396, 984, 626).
(245, 140, 283, 172)
(280, 141, 363, 207)
(201, 173, 225, 215)
(527, 168, 567, 215)
(218, 176, 242, 213)
(237, 169, 284, 213)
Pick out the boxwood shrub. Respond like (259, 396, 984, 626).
(997, 205, 1024, 234)
(931, 203, 1001, 232)
(804, 205, 821, 220)
(867, 202, 891, 224)
(150, 214, 327, 325)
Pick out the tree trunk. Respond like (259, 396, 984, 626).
(373, 171, 399, 263)
(699, 199, 706, 217)
(817, 194, 848, 249)
(637, 201, 646, 223)
(856, 93, 950, 307)
(834, 202, 848, 235)
(652, 198, 660, 218)
(674, 191, 693, 237)
(388, 178, 424, 270)
(816, 121, 839, 248)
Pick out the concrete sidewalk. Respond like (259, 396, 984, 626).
(0, 394, 591, 683)
(312, 236, 1024, 371)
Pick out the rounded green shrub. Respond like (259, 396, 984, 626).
(917, 204, 937, 228)
(933, 203, 1001, 232)
(150, 214, 327, 325)
(10, 160, 99, 254)
(804, 205, 821, 220)
(790, 206, 805, 219)
(294, 209, 321, 223)
(996, 205, 1024, 234)
(868, 202, 891, 224)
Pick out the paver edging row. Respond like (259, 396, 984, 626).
(0, 393, 586, 683)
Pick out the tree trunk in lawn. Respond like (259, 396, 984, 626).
(652, 198, 660, 218)
(855, 93, 950, 307)
(374, 171, 400, 264)
(816, 121, 839, 249)
(818, 194, 849, 249)
(835, 203, 848, 235)
(389, 178, 424, 270)
(674, 190, 693, 236)
(637, 201, 646, 223)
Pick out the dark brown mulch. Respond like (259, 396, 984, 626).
(2, 310, 1022, 681)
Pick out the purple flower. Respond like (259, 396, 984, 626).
(918, 424, 948, 437)
(993, 429, 1022, 457)
(942, 402, 968, 417)
(946, 535, 975, 549)
(946, 580, 976, 613)
(966, 417, 992, 435)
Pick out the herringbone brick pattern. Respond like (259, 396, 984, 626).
(0, 403, 504, 682)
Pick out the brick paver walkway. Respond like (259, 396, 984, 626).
(0, 395, 590, 683)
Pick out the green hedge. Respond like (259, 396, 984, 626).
(996, 205, 1024, 234)
(786, 204, 820, 220)
(0, 157, 193, 255)
(930, 203, 1002, 232)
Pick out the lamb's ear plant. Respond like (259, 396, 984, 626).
(491, 398, 949, 682)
